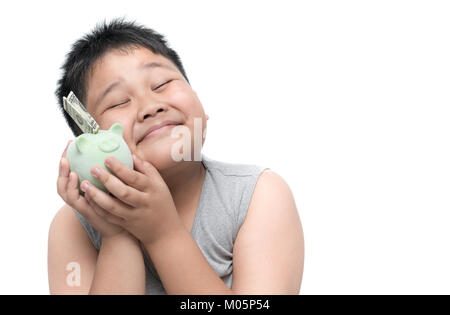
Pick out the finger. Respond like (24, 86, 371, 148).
(132, 154, 160, 179)
(62, 140, 72, 158)
(90, 165, 141, 207)
(63, 172, 92, 221)
(81, 180, 132, 219)
(62, 171, 120, 226)
(60, 140, 72, 179)
(104, 156, 150, 191)
(66, 171, 82, 205)
(57, 158, 70, 199)
(85, 193, 125, 226)
(57, 141, 73, 197)
(73, 193, 93, 221)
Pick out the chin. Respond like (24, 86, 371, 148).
(136, 141, 185, 171)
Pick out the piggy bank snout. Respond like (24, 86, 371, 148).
(98, 138, 120, 153)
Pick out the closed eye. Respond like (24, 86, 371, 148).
(154, 80, 173, 91)
(110, 99, 130, 109)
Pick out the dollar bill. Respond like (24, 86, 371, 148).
(63, 91, 99, 134)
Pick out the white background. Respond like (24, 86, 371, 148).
(0, 0, 449, 294)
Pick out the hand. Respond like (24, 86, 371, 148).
(79, 154, 183, 246)
(57, 140, 127, 240)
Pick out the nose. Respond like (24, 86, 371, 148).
(137, 102, 169, 122)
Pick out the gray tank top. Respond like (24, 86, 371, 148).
(73, 154, 268, 294)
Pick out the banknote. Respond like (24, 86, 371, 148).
(63, 91, 99, 134)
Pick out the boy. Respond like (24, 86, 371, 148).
(49, 18, 304, 294)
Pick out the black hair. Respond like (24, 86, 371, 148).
(55, 17, 190, 137)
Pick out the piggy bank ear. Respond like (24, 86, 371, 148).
(109, 123, 123, 137)
(75, 134, 89, 153)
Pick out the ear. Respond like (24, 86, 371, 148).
(75, 134, 89, 153)
(109, 123, 123, 137)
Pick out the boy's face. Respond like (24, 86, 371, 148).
(84, 46, 208, 170)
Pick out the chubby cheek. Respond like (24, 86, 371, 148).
(170, 82, 205, 119)
(169, 85, 207, 146)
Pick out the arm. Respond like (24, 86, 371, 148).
(89, 231, 146, 294)
(48, 204, 146, 294)
(143, 170, 304, 295)
(77, 155, 302, 294)
(75, 154, 234, 294)
(232, 170, 304, 294)
(143, 225, 234, 295)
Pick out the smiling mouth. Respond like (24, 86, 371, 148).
(138, 123, 180, 143)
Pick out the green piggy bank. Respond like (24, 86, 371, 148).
(67, 122, 133, 195)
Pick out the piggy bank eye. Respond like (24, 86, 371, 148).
(98, 138, 120, 152)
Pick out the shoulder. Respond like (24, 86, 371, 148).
(256, 170, 299, 208)
(254, 170, 293, 196)
(232, 170, 304, 294)
(245, 170, 300, 229)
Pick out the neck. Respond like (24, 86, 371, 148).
(159, 159, 206, 207)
